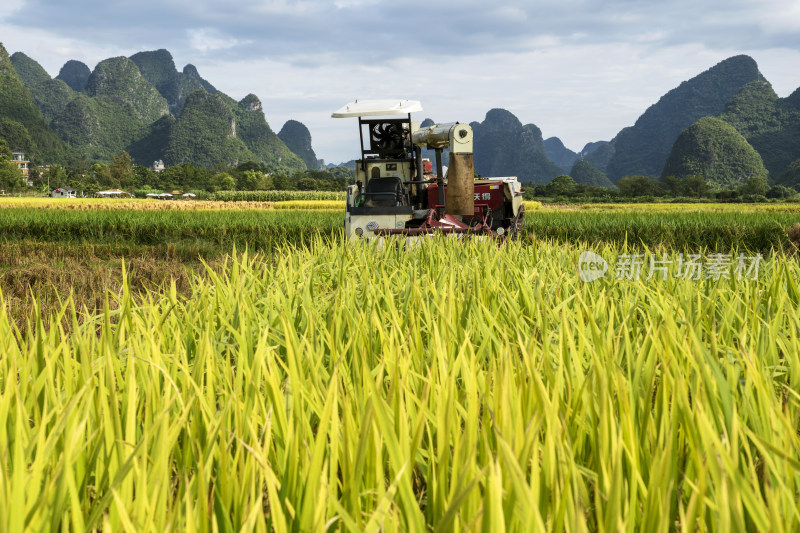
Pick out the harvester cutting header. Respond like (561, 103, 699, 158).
(332, 99, 524, 241)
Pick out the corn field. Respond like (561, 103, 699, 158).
(1, 236, 799, 531)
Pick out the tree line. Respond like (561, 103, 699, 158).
(4, 149, 353, 195)
(524, 174, 799, 202)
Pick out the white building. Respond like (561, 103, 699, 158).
(51, 187, 76, 198)
(11, 152, 30, 177)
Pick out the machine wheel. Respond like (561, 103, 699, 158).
(509, 204, 525, 240)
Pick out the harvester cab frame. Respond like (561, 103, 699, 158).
(333, 99, 524, 242)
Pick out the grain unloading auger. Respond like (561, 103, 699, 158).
(333, 100, 525, 242)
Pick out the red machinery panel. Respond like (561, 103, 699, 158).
(427, 182, 505, 214)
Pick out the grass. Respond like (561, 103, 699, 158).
(1, 237, 799, 530)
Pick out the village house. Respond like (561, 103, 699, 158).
(51, 187, 77, 198)
(11, 152, 30, 178)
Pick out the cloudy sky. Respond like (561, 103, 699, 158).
(2, 0, 800, 164)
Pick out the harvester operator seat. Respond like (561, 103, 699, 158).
(364, 177, 405, 207)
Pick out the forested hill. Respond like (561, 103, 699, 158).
(600, 55, 764, 182)
(657, 78, 800, 189)
(471, 108, 562, 184)
(0, 46, 74, 164)
(716, 80, 800, 180)
(129, 49, 217, 115)
(0, 43, 309, 172)
(278, 120, 323, 170)
(662, 117, 769, 187)
(3, 43, 799, 188)
(542, 54, 800, 190)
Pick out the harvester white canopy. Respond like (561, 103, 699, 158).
(331, 99, 422, 118)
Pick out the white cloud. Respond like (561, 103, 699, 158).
(188, 28, 247, 53)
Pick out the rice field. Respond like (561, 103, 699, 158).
(0, 197, 347, 211)
(211, 190, 346, 202)
(1, 237, 800, 530)
(1, 199, 800, 530)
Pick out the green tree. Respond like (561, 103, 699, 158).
(617, 175, 665, 197)
(45, 164, 68, 189)
(237, 161, 262, 173)
(0, 138, 11, 161)
(212, 172, 235, 191)
(133, 165, 157, 188)
(272, 173, 290, 190)
(91, 163, 111, 186)
(296, 177, 319, 190)
(110, 150, 134, 188)
(766, 185, 796, 199)
(0, 161, 24, 191)
(236, 169, 262, 190)
(739, 176, 768, 196)
(683, 175, 712, 198)
(663, 175, 683, 196)
(544, 175, 576, 197)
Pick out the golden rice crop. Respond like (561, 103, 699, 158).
(0, 198, 275, 211)
(1, 236, 799, 531)
(212, 190, 346, 202)
(544, 201, 800, 212)
(272, 200, 345, 210)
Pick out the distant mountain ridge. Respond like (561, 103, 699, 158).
(11, 51, 76, 124)
(278, 120, 323, 170)
(660, 79, 800, 189)
(662, 116, 769, 187)
(0, 46, 74, 163)
(0, 43, 308, 172)
(543, 137, 608, 175)
(130, 49, 217, 115)
(603, 55, 765, 182)
(51, 56, 170, 162)
(543, 137, 577, 173)
(56, 60, 91, 91)
(471, 108, 562, 183)
(716, 80, 800, 180)
(3, 43, 800, 189)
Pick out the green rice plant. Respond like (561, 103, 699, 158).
(526, 209, 800, 253)
(1, 237, 799, 530)
(0, 208, 343, 250)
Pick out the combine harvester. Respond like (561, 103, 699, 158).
(332, 100, 524, 242)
